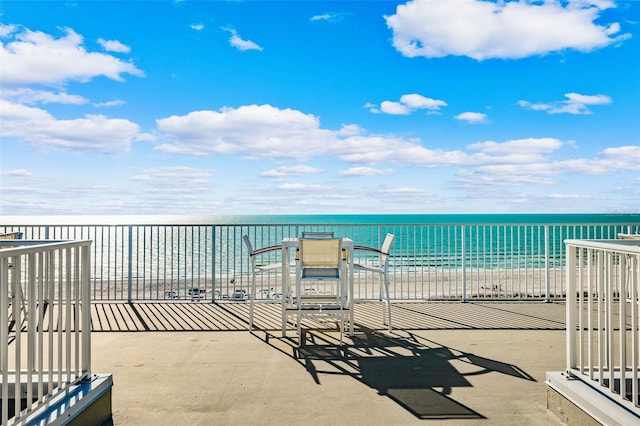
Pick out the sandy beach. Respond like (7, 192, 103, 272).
(88, 268, 569, 302)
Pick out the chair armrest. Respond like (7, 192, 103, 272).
(251, 245, 282, 257)
(354, 245, 383, 255)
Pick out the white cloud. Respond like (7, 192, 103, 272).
(0, 24, 17, 37)
(155, 104, 639, 183)
(125, 166, 217, 212)
(562, 145, 640, 174)
(279, 183, 331, 191)
(455, 112, 487, 123)
(156, 104, 332, 158)
(546, 193, 595, 200)
(132, 166, 211, 185)
(337, 135, 469, 166)
(380, 101, 411, 115)
(377, 186, 429, 194)
(190, 23, 204, 31)
(97, 38, 131, 53)
(467, 138, 563, 163)
(601, 145, 640, 161)
(372, 186, 440, 207)
(0, 26, 144, 86)
(565, 93, 611, 105)
(400, 93, 447, 110)
(1, 88, 88, 105)
(221, 27, 263, 51)
(455, 164, 560, 186)
(385, 0, 630, 60)
(260, 165, 323, 178)
(156, 104, 473, 165)
(518, 92, 612, 114)
(310, 13, 341, 22)
(453, 143, 640, 191)
(94, 99, 127, 107)
(1, 169, 32, 177)
(336, 124, 364, 136)
(0, 99, 142, 152)
(338, 167, 394, 177)
(370, 93, 447, 115)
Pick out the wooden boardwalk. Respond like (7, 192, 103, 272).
(89, 300, 567, 332)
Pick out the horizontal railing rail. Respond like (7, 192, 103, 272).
(0, 222, 638, 303)
(565, 238, 640, 415)
(1, 239, 92, 426)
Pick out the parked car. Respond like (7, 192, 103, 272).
(232, 289, 247, 301)
(188, 287, 206, 301)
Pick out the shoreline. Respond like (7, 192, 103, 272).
(87, 268, 569, 301)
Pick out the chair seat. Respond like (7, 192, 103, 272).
(353, 263, 383, 274)
(256, 263, 282, 273)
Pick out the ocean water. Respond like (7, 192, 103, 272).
(3, 213, 638, 271)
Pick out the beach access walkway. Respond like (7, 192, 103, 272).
(90, 300, 573, 425)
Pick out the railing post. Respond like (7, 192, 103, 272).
(462, 226, 467, 302)
(566, 241, 577, 374)
(545, 225, 551, 302)
(211, 226, 216, 302)
(1, 256, 9, 426)
(27, 252, 36, 408)
(128, 225, 133, 303)
(82, 243, 92, 378)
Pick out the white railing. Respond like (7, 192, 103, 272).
(0, 222, 637, 302)
(1, 239, 92, 426)
(565, 238, 640, 416)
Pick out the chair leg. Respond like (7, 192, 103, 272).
(249, 274, 256, 331)
(380, 274, 386, 326)
(384, 274, 392, 332)
(297, 309, 302, 345)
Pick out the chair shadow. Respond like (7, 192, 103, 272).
(256, 326, 535, 420)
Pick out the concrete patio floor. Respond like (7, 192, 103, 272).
(90, 301, 568, 425)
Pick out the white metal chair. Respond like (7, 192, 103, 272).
(288, 237, 349, 345)
(242, 235, 283, 331)
(353, 233, 395, 331)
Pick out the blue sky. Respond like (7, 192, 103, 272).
(1, 0, 638, 216)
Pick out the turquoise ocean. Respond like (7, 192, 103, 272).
(3, 213, 639, 298)
(4, 213, 639, 270)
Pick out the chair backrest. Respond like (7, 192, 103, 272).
(301, 231, 334, 239)
(380, 233, 395, 262)
(299, 238, 342, 268)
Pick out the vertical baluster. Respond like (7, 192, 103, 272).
(566, 243, 577, 375)
(27, 252, 36, 410)
(1, 256, 9, 426)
